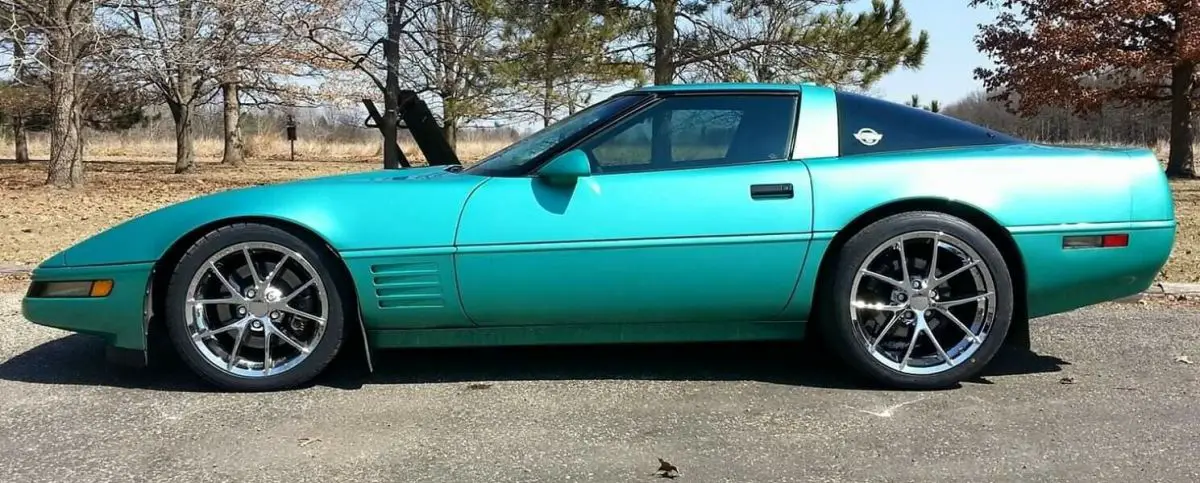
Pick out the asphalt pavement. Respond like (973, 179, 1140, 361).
(0, 292, 1197, 482)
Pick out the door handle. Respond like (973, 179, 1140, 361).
(750, 183, 794, 199)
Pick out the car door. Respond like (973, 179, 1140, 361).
(454, 93, 814, 326)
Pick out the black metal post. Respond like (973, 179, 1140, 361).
(285, 115, 297, 162)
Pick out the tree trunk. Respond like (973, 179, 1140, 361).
(220, 81, 245, 165)
(440, 95, 459, 150)
(382, 0, 404, 169)
(170, 102, 197, 174)
(13, 117, 28, 164)
(543, 77, 554, 128)
(652, 0, 677, 85)
(441, 118, 458, 151)
(1166, 62, 1196, 178)
(13, 27, 29, 164)
(46, 39, 84, 187)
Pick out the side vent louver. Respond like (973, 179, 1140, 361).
(369, 262, 445, 309)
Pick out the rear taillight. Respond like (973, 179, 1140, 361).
(1062, 233, 1129, 249)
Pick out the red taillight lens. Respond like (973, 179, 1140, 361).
(1101, 234, 1129, 247)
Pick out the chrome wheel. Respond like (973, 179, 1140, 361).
(849, 231, 997, 376)
(184, 242, 329, 378)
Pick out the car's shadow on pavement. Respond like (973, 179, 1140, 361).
(0, 333, 1070, 393)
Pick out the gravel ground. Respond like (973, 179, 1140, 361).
(0, 292, 1197, 482)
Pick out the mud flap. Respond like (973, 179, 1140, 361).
(355, 303, 374, 373)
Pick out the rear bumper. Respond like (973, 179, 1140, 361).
(21, 263, 153, 352)
(1015, 221, 1175, 318)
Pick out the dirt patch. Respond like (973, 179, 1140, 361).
(1160, 178, 1200, 282)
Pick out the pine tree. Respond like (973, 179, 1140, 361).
(495, 0, 641, 126)
(633, 0, 929, 88)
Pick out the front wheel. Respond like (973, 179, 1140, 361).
(820, 211, 1014, 389)
(163, 223, 346, 391)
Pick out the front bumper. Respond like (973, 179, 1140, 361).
(21, 262, 154, 351)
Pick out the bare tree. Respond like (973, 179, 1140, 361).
(111, 0, 234, 173)
(0, 0, 101, 187)
(972, 0, 1200, 177)
(211, 0, 327, 166)
(1, 7, 33, 163)
(300, 0, 521, 154)
(297, 0, 413, 168)
(397, 0, 511, 148)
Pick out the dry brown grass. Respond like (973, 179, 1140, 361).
(1, 132, 511, 165)
(1, 140, 1199, 292)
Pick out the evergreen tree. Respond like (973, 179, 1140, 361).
(628, 0, 929, 88)
(495, 0, 642, 126)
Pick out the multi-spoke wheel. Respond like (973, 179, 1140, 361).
(820, 211, 1014, 389)
(164, 223, 346, 391)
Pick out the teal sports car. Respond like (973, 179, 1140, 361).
(22, 83, 1176, 391)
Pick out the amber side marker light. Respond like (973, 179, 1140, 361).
(28, 280, 115, 298)
(1062, 234, 1129, 249)
(90, 280, 114, 297)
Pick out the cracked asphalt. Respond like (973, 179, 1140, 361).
(0, 292, 1197, 482)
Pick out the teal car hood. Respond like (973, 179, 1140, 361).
(47, 166, 488, 268)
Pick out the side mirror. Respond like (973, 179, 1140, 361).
(537, 149, 592, 184)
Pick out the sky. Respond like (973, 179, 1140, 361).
(583, 1, 1001, 118)
(863, 0, 999, 105)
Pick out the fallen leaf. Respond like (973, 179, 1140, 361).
(1059, 376, 1076, 385)
(654, 458, 680, 479)
(1176, 355, 1193, 364)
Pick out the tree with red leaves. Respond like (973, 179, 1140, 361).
(971, 0, 1200, 178)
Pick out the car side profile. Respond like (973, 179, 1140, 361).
(22, 83, 1176, 391)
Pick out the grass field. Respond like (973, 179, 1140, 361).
(1, 139, 1198, 292)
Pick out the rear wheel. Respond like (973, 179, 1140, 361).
(820, 211, 1014, 389)
(164, 223, 345, 391)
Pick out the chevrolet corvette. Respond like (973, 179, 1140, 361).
(22, 83, 1176, 391)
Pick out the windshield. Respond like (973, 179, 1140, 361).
(464, 94, 648, 176)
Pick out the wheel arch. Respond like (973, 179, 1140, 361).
(813, 198, 1029, 344)
(144, 216, 373, 371)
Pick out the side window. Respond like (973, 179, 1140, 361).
(591, 117, 652, 169)
(836, 91, 1021, 157)
(583, 94, 797, 174)
(668, 109, 741, 162)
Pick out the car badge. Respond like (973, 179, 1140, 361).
(854, 128, 883, 146)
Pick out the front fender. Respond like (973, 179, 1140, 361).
(53, 167, 487, 268)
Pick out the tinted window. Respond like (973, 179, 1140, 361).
(836, 91, 1021, 157)
(465, 94, 647, 176)
(581, 94, 797, 174)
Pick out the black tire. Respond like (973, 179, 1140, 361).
(818, 211, 1014, 389)
(164, 223, 346, 391)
